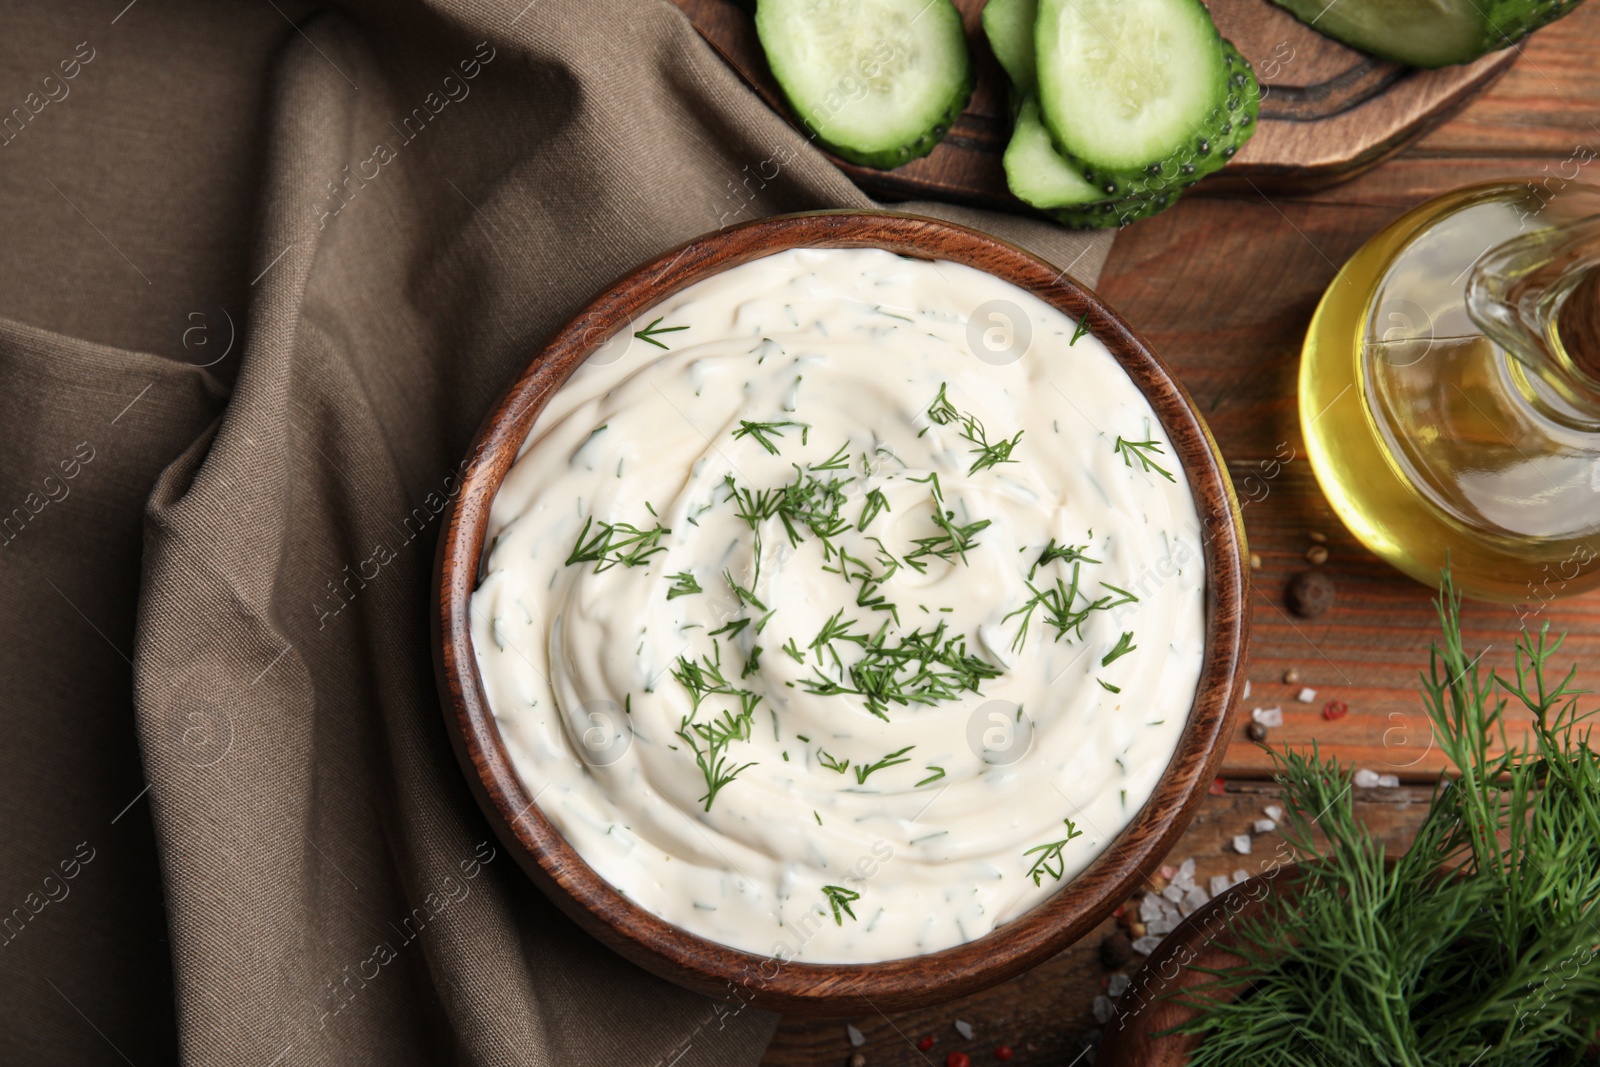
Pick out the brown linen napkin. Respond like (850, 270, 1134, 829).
(0, 1, 1111, 1063)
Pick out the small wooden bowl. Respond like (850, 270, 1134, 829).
(1097, 866, 1302, 1066)
(433, 211, 1250, 1015)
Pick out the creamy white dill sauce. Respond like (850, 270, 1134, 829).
(471, 247, 1205, 964)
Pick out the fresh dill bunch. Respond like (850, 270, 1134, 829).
(1178, 570, 1600, 1066)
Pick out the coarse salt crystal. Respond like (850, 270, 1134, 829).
(1180, 886, 1210, 916)
(1093, 995, 1116, 1024)
(1157, 896, 1181, 922)
(1132, 935, 1162, 955)
(1253, 819, 1276, 834)
(1159, 864, 1178, 880)
(1297, 687, 1317, 703)
(1265, 805, 1284, 822)
(1139, 894, 1165, 923)
(847, 1024, 866, 1047)
(1354, 768, 1380, 788)
(1377, 774, 1401, 788)
(1209, 874, 1231, 896)
(1108, 973, 1130, 998)
(1147, 917, 1176, 935)
(1162, 885, 1184, 903)
(1232, 834, 1252, 855)
(1231, 869, 1249, 886)
(954, 1019, 975, 1040)
(1252, 706, 1283, 728)
(1177, 858, 1196, 881)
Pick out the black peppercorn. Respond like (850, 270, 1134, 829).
(1287, 570, 1336, 617)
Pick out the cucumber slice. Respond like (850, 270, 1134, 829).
(1269, 0, 1583, 68)
(1035, 0, 1229, 182)
(1006, 97, 1189, 225)
(981, 0, 1039, 91)
(1071, 37, 1260, 198)
(1004, 96, 1107, 208)
(756, 0, 974, 170)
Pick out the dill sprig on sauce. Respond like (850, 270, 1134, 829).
(816, 750, 850, 774)
(1113, 435, 1176, 482)
(1100, 631, 1137, 666)
(1004, 561, 1114, 653)
(1030, 538, 1101, 580)
(665, 571, 701, 599)
(670, 643, 760, 718)
(633, 317, 688, 350)
(732, 419, 809, 455)
(923, 382, 1024, 476)
(565, 514, 670, 573)
(1178, 570, 1600, 1065)
(810, 442, 852, 471)
(822, 884, 860, 925)
(800, 620, 1001, 722)
(1024, 819, 1084, 885)
(916, 766, 946, 787)
(903, 474, 990, 571)
(857, 488, 891, 531)
(854, 745, 915, 785)
(674, 707, 755, 812)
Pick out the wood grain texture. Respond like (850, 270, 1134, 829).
(762, 7, 1598, 1062)
(434, 211, 1250, 1016)
(670, 0, 1516, 205)
(761, 781, 1431, 1066)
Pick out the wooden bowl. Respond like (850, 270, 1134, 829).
(433, 210, 1251, 1015)
(1097, 866, 1303, 1066)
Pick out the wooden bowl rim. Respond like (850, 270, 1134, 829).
(433, 209, 1250, 1015)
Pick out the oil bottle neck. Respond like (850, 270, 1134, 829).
(1468, 208, 1600, 429)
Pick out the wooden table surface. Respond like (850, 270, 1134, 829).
(762, 9, 1600, 1066)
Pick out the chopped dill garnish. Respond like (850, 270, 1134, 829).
(1113, 435, 1176, 482)
(565, 514, 670, 573)
(1024, 819, 1084, 886)
(809, 442, 851, 471)
(904, 479, 991, 571)
(924, 382, 1024, 475)
(722, 571, 766, 612)
(857, 488, 891, 531)
(675, 707, 756, 811)
(1030, 538, 1101, 580)
(854, 745, 915, 785)
(633, 317, 688, 350)
(915, 765, 946, 787)
(1099, 583, 1138, 609)
(732, 419, 809, 455)
(740, 644, 762, 679)
(1101, 631, 1137, 666)
(822, 884, 860, 925)
(809, 610, 867, 671)
(781, 637, 806, 663)
(800, 620, 1001, 722)
(1004, 560, 1112, 653)
(666, 571, 702, 599)
(1098, 679, 1122, 693)
(817, 750, 850, 774)
(670, 643, 761, 717)
(1070, 312, 1091, 346)
(707, 618, 750, 639)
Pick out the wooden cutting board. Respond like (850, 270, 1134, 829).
(673, 0, 1518, 205)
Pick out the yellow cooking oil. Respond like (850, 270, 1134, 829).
(1299, 180, 1600, 604)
